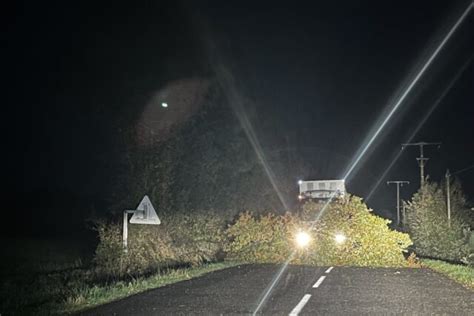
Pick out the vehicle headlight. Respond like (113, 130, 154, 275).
(334, 233, 346, 244)
(295, 231, 311, 248)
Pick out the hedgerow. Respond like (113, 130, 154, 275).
(225, 195, 412, 267)
(405, 180, 472, 264)
(94, 195, 413, 277)
(94, 211, 226, 278)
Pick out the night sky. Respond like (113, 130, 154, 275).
(4, 1, 473, 239)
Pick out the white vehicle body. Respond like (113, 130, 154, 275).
(298, 179, 346, 200)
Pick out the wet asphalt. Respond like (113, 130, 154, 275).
(79, 264, 474, 315)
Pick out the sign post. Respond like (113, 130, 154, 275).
(122, 195, 160, 252)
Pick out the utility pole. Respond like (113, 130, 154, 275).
(445, 169, 451, 227)
(402, 142, 441, 188)
(387, 181, 410, 226)
(444, 164, 474, 228)
(401, 200, 406, 227)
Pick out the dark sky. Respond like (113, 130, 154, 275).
(3, 1, 473, 237)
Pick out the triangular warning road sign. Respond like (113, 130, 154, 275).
(130, 195, 161, 225)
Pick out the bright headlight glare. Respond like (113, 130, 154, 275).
(334, 233, 346, 244)
(295, 231, 311, 248)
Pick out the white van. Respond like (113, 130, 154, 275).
(298, 179, 346, 200)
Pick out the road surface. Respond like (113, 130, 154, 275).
(80, 264, 474, 315)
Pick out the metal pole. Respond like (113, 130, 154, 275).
(387, 181, 410, 227)
(396, 184, 400, 226)
(402, 142, 440, 188)
(420, 145, 425, 187)
(446, 169, 451, 227)
(123, 210, 129, 253)
(402, 200, 406, 227)
(443, 163, 474, 227)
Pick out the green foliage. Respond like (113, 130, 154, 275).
(422, 259, 474, 289)
(309, 196, 412, 267)
(1, 255, 238, 315)
(225, 195, 412, 267)
(164, 212, 227, 264)
(59, 262, 240, 314)
(405, 180, 472, 264)
(93, 211, 227, 278)
(225, 212, 299, 263)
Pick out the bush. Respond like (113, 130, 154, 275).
(93, 211, 227, 278)
(225, 195, 412, 267)
(405, 181, 472, 264)
(225, 212, 298, 263)
(164, 211, 227, 264)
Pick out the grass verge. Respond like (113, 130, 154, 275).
(1, 261, 240, 315)
(60, 261, 240, 314)
(422, 259, 474, 290)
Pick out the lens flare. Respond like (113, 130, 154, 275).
(215, 66, 290, 211)
(295, 231, 311, 248)
(334, 233, 346, 244)
(252, 253, 295, 316)
(342, 2, 473, 182)
(251, 3, 472, 314)
(365, 56, 473, 202)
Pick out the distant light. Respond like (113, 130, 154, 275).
(298, 180, 303, 185)
(298, 194, 304, 200)
(161, 102, 168, 108)
(334, 233, 346, 244)
(295, 231, 311, 248)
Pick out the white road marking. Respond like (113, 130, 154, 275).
(325, 266, 334, 273)
(313, 276, 326, 288)
(289, 294, 312, 316)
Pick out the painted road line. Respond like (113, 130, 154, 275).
(289, 294, 312, 316)
(313, 275, 326, 288)
(325, 266, 334, 273)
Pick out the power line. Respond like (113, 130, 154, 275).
(451, 163, 474, 176)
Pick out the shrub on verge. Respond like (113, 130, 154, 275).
(94, 211, 227, 278)
(225, 195, 412, 267)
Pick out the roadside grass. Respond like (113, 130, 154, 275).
(1, 238, 93, 275)
(59, 261, 240, 314)
(1, 238, 94, 315)
(1, 238, 240, 315)
(422, 259, 474, 290)
(1, 259, 240, 315)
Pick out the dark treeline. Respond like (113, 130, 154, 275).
(107, 81, 342, 220)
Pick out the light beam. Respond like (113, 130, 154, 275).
(342, 2, 473, 181)
(251, 3, 473, 314)
(365, 55, 473, 201)
(216, 66, 290, 211)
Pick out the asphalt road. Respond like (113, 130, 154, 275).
(80, 264, 474, 315)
